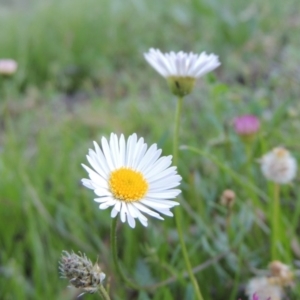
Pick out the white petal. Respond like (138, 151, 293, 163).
(141, 199, 179, 209)
(93, 141, 111, 176)
(136, 211, 148, 227)
(149, 179, 181, 191)
(81, 179, 94, 189)
(137, 144, 161, 172)
(81, 164, 108, 189)
(125, 204, 136, 228)
(131, 138, 147, 169)
(147, 190, 181, 199)
(146, 197, 180, 206)
(81, 163, 98, 176)
(101, 136, 115, 170)
(125, 133, 138, 167)
(99, 200, 116, 209)
(109, 133, 120, 169)
(129, 203, 149, 226)
(94, 197, 114, 203)
(120, 202, 127, 223)
(144, 156, 172, 178)
(94, 187, 112, 197)
(132, 202, 164, 220)
(111, 201, 122, 217)
(119, 134, 126, 167)
(144, 54, 168, 77)
(111, 210, 119, 218)
(87, 152, 106, 179)
(146, 166, 177, 182)
(154, 208, 174, 217)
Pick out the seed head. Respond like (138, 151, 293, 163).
(59, 250, 106, 294)
(260, 147, 297, 184)
(220, 189, 236, 208)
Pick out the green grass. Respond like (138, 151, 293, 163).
(1, 0, 300, 299)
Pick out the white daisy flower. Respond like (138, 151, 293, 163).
(144, 48, 220, 78)
(260, 147, 297, 184)
(144, 48, 220, 97)
(82, 133, 182, 228)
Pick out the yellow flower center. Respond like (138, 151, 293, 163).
(109, 168, 149, 202)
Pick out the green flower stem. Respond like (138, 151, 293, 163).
(245, 141, 252, 164)
(172, 97, 183, 165)
(225, 206, 232, 235)
(111, 217, 142, 290)
(271, 183, 280, 260)
(98, 285, 111, 300)
(173, 96, 204, 300)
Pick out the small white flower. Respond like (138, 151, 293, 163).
(144, 48, 220, 97)
(0, 59, 18, 75)
(144, 48, 220, 78)
(260, 147, 297, 184)
(82, 133, 182, 228)
(246, 277, 283, 300)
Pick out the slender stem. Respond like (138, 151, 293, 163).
(98, 285, 111, 300)
(172, 97, 183, 164)
(225, 207, 232, 235)
(173, 96, 204, 300)
(110, 217, 142, 290)
(271, 183, 280, 260)
(245, 141, 252, 165)
(229, 246, 242, 300)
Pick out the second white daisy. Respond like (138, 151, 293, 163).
(82, 133, 182, 228)
(144, 48, 220, 97)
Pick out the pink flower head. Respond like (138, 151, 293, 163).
(233, 114, 260, 136)
(0, 59, 18, 75)
(252, 293, 271, 300)
(253, 293, 259, 300)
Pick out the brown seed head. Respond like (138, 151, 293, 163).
(59, 251, 106, 294)
(220, 189, 236, 208)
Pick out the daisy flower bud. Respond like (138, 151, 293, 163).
(260, 147, 297, 184)
(144, 48, 220, 97)
(220, 189, 236, 208)
(0, 59, 18, 76)
(59, 251, 106, 295)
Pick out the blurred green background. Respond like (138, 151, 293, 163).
(1, 0, 300, 299)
